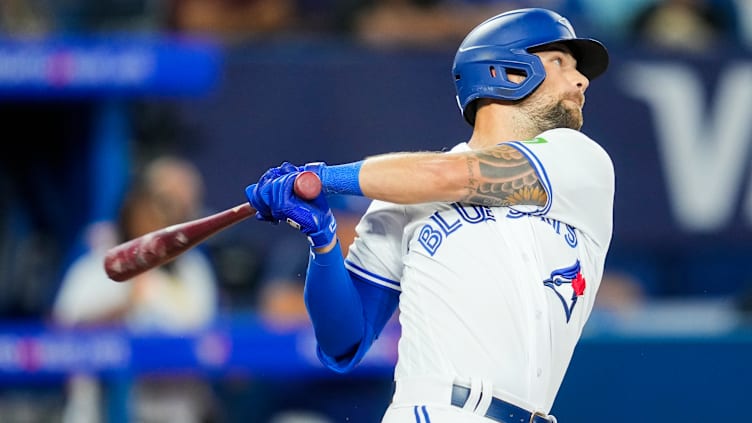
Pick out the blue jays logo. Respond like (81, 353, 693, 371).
(543, 260, 586, 323)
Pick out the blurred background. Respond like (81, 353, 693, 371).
(0, 0, 751, 422)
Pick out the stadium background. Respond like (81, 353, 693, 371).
(0, 0, 750, 422)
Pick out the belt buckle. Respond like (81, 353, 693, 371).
(530, 411, 548, 423)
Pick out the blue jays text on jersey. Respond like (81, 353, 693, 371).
(417, 204, 579, 256)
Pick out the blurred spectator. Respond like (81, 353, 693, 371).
(53, 155, 218, 331)
(167, 0, 374, 42)
(629, 0, 741, 52)
(584, 270, 648, 334)
(52, 156, 220, 423)
(143, 155, 208, 222)
(0, 0, 169, 35)
(0, 0, 52, 35)
(55, 0, 168, 33)
(575, 0, 654, 40)
(168, 0, 299, 42)
(593, 271, 646, 314)
(352, 0, 573, 48)
(353, 0, 500, 48)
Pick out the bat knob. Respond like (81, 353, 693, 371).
(294, 171, 323, 200)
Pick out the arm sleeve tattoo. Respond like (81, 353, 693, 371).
(461, 145, 547, 207)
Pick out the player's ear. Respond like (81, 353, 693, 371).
(505, 68, 528, 84)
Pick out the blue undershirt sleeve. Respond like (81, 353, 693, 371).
(305, 241, 400, 373)
(305, 241, 365, 359)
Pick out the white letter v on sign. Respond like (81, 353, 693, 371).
(622, 62, 752, 232)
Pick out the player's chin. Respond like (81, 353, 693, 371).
(537, 101, 583, 132)
(568, 112, 583, 130)
(562, 103, 584, 130)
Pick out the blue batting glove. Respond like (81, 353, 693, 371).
(246, 162, 299, 222)
(263, 172, 337, 248)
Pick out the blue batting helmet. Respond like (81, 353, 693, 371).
(452, 8, 609, 125)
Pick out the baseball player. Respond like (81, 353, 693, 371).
(247, 8, 613, 423)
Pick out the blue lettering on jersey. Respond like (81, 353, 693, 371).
(418, 224, 443, 255)
(542, 217, 561, 234)
(430, 211, 462, 235)
(507, 209, 526, 219)
(563, 224, 577, 247)
(417, 204, 495, 255)
(505, 210, 578, 247)
(452, 203, 496, 223)
(543, 260, 586, 323)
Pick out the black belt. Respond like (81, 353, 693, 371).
(451, 384, 551, 423)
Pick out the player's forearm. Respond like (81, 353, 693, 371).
(322, 146, 545, 207)
(358, 152, 470, 204)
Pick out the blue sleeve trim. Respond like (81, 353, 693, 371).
(507, 141, 552, 216)
(345, 259, 401, 291)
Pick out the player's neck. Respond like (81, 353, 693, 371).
(467, 105, 538, 149)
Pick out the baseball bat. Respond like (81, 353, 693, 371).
(103, 171, 322, 282)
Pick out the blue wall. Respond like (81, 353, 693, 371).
(1, 319, 748, 422)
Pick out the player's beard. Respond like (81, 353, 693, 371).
(522, 95, 583, 132)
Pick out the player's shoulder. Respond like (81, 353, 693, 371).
(538, 127, 596, 144)
(539, 128, 612, 161)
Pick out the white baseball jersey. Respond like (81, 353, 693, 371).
(345, 127, 614, 413)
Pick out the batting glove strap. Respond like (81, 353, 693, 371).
(306, 210, 337, 248)
(282, 202, 337, 248)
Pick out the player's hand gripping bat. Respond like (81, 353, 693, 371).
(103, 171, 322, 282)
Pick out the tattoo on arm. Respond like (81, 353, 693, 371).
(461, 145, 547, 207)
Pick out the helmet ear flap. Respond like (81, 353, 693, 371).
(463, 99, 480, 126)
(460, 65, 526, 125)
(454, 53, 546, 125)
